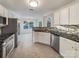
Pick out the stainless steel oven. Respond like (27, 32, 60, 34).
(2, 34, 15, 58)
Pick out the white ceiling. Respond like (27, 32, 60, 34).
(0, 0, 74, 18)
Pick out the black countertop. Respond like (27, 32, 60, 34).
(0, 33, 14, 44)
(33, 27, 79, 43)
(49, 28, 79, 43)
(33, 27, 49, 32)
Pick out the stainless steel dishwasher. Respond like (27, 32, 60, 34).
(50, 34, 59, 53)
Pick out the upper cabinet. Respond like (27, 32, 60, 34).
(0, 5, 8, 25)
(60, 7, 69, 25)
(8, 11, 15, 18)
(70, 3, 79, 25)
(53, 2, 79, 25)
(75, 42, 79, 58)
(43, 16, 48, 27)
(2, 7, 9, 25)
(0, 4, 15, 18)
(3, 7, 8, 18)
(0, 5, 3, 16)
(8, 11, 12, 18)
(54, 11, 60, 26)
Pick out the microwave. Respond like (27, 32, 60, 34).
(0, 16, 8, 27)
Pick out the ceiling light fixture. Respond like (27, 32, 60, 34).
(29, 0, 38, 8)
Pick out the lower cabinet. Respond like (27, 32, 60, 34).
(32, 31, 38, 42)
(75, 42, 79, 58)
(33, 31, 51, 45)
(60, 37, 77, 58)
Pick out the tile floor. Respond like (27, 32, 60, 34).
(8, 33, 62, 58)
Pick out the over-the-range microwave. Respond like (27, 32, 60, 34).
(0, 16, 8, 27)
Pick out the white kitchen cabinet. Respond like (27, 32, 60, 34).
(43, 16, 48, 27)
(0, 5, 3, 16)
(2, 6, 5, 17)
(60, 8, 69, 25)
(32, 31, 39, 42)
(37, 32, 50, 45)
(75, 42, 79, 58)
(60, 37, 76, 58)
(54, 11, 60, 26)
(3, 8, 8, 25)
(8, 11, 11, 18)
(3, 8, 8, 17)
(33, 31, 51, 45)
(70, 2, 79, 25)
(8, 11, 14, 18)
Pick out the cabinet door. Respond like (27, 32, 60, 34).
(32, 31, 39, 42)
(70, 2, 79, 25)
(60, 8, 69, 25)
(4, 8, 8, 17)
(43, 16, 48, 27)
(4, 8, 8, 25)
(75, 42, 79, 58)
(8, 11, 13, 18)
(8, 11, 11, 18)
(54, 11, 60, 26)
(0, 5, 3, 16)
(60, 37, 76, 58)
(38, 32, 50, 45)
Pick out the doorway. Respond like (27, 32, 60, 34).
(20, 21, 33, 34)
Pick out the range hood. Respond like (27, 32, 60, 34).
(0, 16, 8, 27)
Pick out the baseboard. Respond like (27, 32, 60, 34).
(34, 42, 51, 47)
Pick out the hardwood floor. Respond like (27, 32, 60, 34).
(8, 33, 62, 58)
